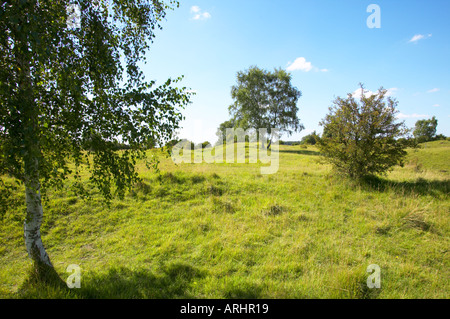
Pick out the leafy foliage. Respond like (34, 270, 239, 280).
(413, 116, 438, 143)
(0, 0, 192, 200)
(300, 131, 319, 145)
(226, 66, 304, 147)
(317, 85, 411, 179)
(215, 118, 236, 144)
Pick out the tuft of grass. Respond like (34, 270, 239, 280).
(402, 212, 432, 232)
(210, 197, 236, 214)
(262, 204, 288, 216)
(206, 184, 224, 196)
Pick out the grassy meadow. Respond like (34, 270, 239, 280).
(0, 140, 449, 299)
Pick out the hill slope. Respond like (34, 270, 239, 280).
(1, 141, 449, 298)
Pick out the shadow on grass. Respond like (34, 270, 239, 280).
(77, 262, 205, 299)
(17, 262, 206, 299)
(223, 283, 263, 299)
(361, 175, 449, 197)
(77, 264, 265, 299)
(278, 149, 320, 156)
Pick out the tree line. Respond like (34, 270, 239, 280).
(217, 68, 445, 179)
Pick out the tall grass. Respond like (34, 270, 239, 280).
(0, 141, 448, 298)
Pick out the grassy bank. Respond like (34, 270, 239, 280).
(1, 140, 449, 298)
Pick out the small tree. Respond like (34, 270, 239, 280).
(215, 119, 237, 145)
(300, 131, 319, 145)
(317, 85, 410, 179)
(413, 116, 438, 143)
(228, 66, 304, 149)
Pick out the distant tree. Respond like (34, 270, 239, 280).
(0, 0, 191, 282)
(227, 66, 304, 149)
(300, 131, 319, 145)
(215, 119, 237, 145)
(215, 119, 254, 145)
(164, 138, 182, 151)
(317, 85, 411, 179)
(413, 116, 438, 143)
(196, 141, 211, 149)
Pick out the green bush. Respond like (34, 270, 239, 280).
(317, 85, 410, 179)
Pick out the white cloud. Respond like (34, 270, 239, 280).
(190, 6, 211, 20)
(396, 113, 429, 119)
(352, 87, 398, 99)
(286, 57, 313, 72)
(409, 34, 424, 42)
(193, 12, 211, 20)
(409, 33, 432, 43)
(286, 57, 328, 73)
(352, 88, 376, 99)
(190, 5, 201, 13)
(386, 87, 398, 96)
(432, 104, 440, 107)
(427, 88, 440, 93)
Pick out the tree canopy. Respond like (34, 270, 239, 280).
(317, 85, 410, 179)
(226, 66, 304, 148)
(413, 116, 438, 143)
(0, 0, 191, 280)
(300, 131, 319, 145)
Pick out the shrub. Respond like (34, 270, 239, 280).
(300, 131, 319, 145)
(317, 84, 411, 179)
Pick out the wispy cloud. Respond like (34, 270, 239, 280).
(386, 87, 398, 96)
(427, 88, 440, 93)
(286, 57, 327, 73)
(432, 104, 440, 107)
(351, 87, 397, 99)
(190, 6, 211, 20)
(190, 6, 201, 13)
(194, 12, 211, 20)
(190, 5, 201, 13)
(409, 33, 432, 43)
(352, 88, 375, 99)
(397, 113, 429, 119)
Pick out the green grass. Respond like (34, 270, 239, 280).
(0, 141, 449, 298)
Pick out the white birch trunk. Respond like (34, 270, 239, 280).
(15, 24, 54, 271)
(24, 171, 52, 267)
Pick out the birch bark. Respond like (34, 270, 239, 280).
(14, 14, 53, 269)
(24, 162, 52, 267)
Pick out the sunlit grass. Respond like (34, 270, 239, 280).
(0, 141, 449, 298)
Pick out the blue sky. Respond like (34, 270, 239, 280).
(142, 0, 450, 143)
